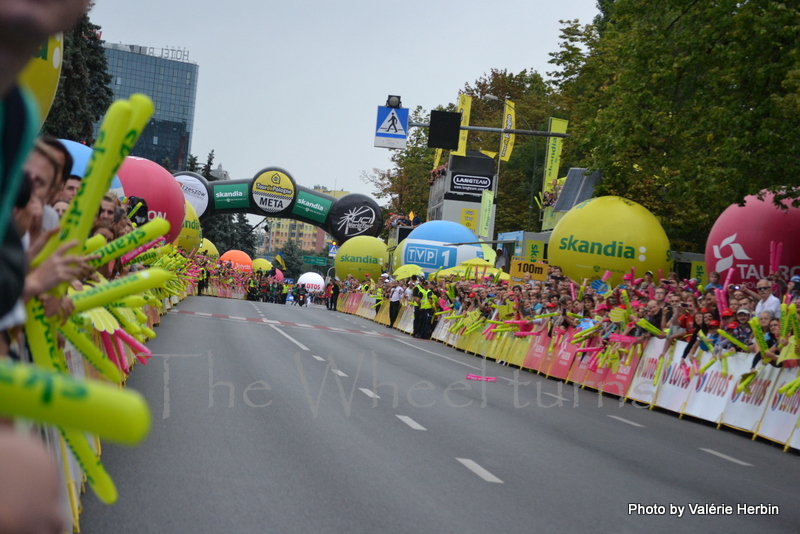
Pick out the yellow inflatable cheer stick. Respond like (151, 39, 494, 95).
(88, 218, 170, 268)
(34, 95, 154, 266)
(83, 234, 107, 254)
(59, 427, 118, 504)
(24, 297, 65, 372)
(70, 269, 172, 314)
(0, 361, 150, 445)
(58, 321, 124, 382)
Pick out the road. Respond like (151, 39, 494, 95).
(81, 296, 799, 533)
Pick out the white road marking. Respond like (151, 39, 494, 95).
(295, 324, 313, 328)
(333, 369, 348, 377)
(396, 415, 426, 431)
(262, 319, 279, 324)
(542, 392, 568, 402)
(312, 355, 326, 362)
(362, 330, 380, 335)
(359, 388, 380, 399)
(700, 448, 752, 466)
(607, 415, 644, 428)
(229, 316, 246, 320)
(269, 325, 309, 351)
(395, 339, 481, 370)
(195, 312, 212, 316)
(328, 327, 347, 331)
(456, 458, 503, 483)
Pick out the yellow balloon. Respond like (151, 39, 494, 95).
(334, 236, 387, 281)
(176, 200, 202, 253)
(252, 258, 273, 272)
(18, 34, 63, 126)
(197, 238, 219, 258)
(548, 196, 671, 285)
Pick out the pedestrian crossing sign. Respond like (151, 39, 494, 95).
(374, 106, 409, 149)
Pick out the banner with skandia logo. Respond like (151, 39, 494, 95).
(682, 350, 736, 423)
(753, 368, 800, 444)
(721, 364, 781, 432)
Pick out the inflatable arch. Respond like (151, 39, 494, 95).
(174, 168, 382, 244)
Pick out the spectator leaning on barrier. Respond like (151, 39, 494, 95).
(745, 278, 782, 319)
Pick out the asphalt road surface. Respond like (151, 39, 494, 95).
(81, 296, 799, 533)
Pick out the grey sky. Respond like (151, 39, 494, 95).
(91, 1, 598, 203)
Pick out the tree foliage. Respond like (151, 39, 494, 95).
(550, 1, 800, 251)
(42, 12, 113, 143)
(278, 239, 304, 280)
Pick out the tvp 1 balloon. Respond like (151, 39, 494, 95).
(117, 156, 185, 243)
(705, 192, 800, 288)
(548, 196, 671, 285)
(403, 221, 483, 274)
(335, 236, 387, 281)
(252, 258, 273, 272)
(219, 250, 252, 272)
(176, 200, 202, 253)
(18, 34, 63, 127)
(197, 238, 219, 258)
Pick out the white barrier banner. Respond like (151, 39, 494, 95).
(653, 341, 693, 413)
(789, 421, 800, 451)
(756, 367, 800, 445)
(682, 350, 736, 423)
(721, 355, 780, 432)
(625, 338, 666, 405)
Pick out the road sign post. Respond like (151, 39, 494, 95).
(374, 106, 409, 149)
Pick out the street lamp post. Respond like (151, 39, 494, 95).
(484, 94, 539, 232)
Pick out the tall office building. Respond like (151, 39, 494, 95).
(99, 43, 199, 170)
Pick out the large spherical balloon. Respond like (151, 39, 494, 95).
(19, 34, 63, 126)
(335, 236, 387, 281)
(391, 239, 406, 271)
(117, 156, 185, 243)
(219, 250, 252, 272)
(60, 139, 124, 195)
(252, 258, 273, 272)
(273, 268, 284, 281)
(402, 221, 483, 274)
(197, 238, 219, 258)
(176, 200, 202, 253)
(705, 192, 800, 288)
(297, 272, 325, 293)
(549, 196, 671, 285)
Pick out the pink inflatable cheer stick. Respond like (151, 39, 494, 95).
(115, 327, 151, 364)
(602, 270, 612, 282)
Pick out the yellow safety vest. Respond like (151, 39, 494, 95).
(419, 288, 433, 309)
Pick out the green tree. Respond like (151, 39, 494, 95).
(278, 239, 304, 280)
(231, 213, 257, 257)
(185, 154, 200, 173)
(550, 3, 800, 251)
(160, 157, 172, 173)
(42, 12, 113, 143)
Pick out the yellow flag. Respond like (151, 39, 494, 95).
(433, 148, 442, 169)
(543, 118, 569, 194)
(452, 94, 472, 156)
(479, 150, 498, 159)
(408, 211, 415, 221)
(499, 100, 516, 162)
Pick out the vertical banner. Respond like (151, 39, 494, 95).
(499, 100, 516, 162)
(452, 94, 472, 157)
(460, 208, 479, 231)
(478, 190, 494, 239)
(543, 118, 569, 194)
(433, 148, 442, 169)
(690, 261, 707, 287)
(527, 239, 546, 261)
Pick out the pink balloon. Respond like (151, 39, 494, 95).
(219, 250, 252, 272)
(274, 268, 284, 281)
(705, 192, 800, 289)
(116, 156, 186, 243)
